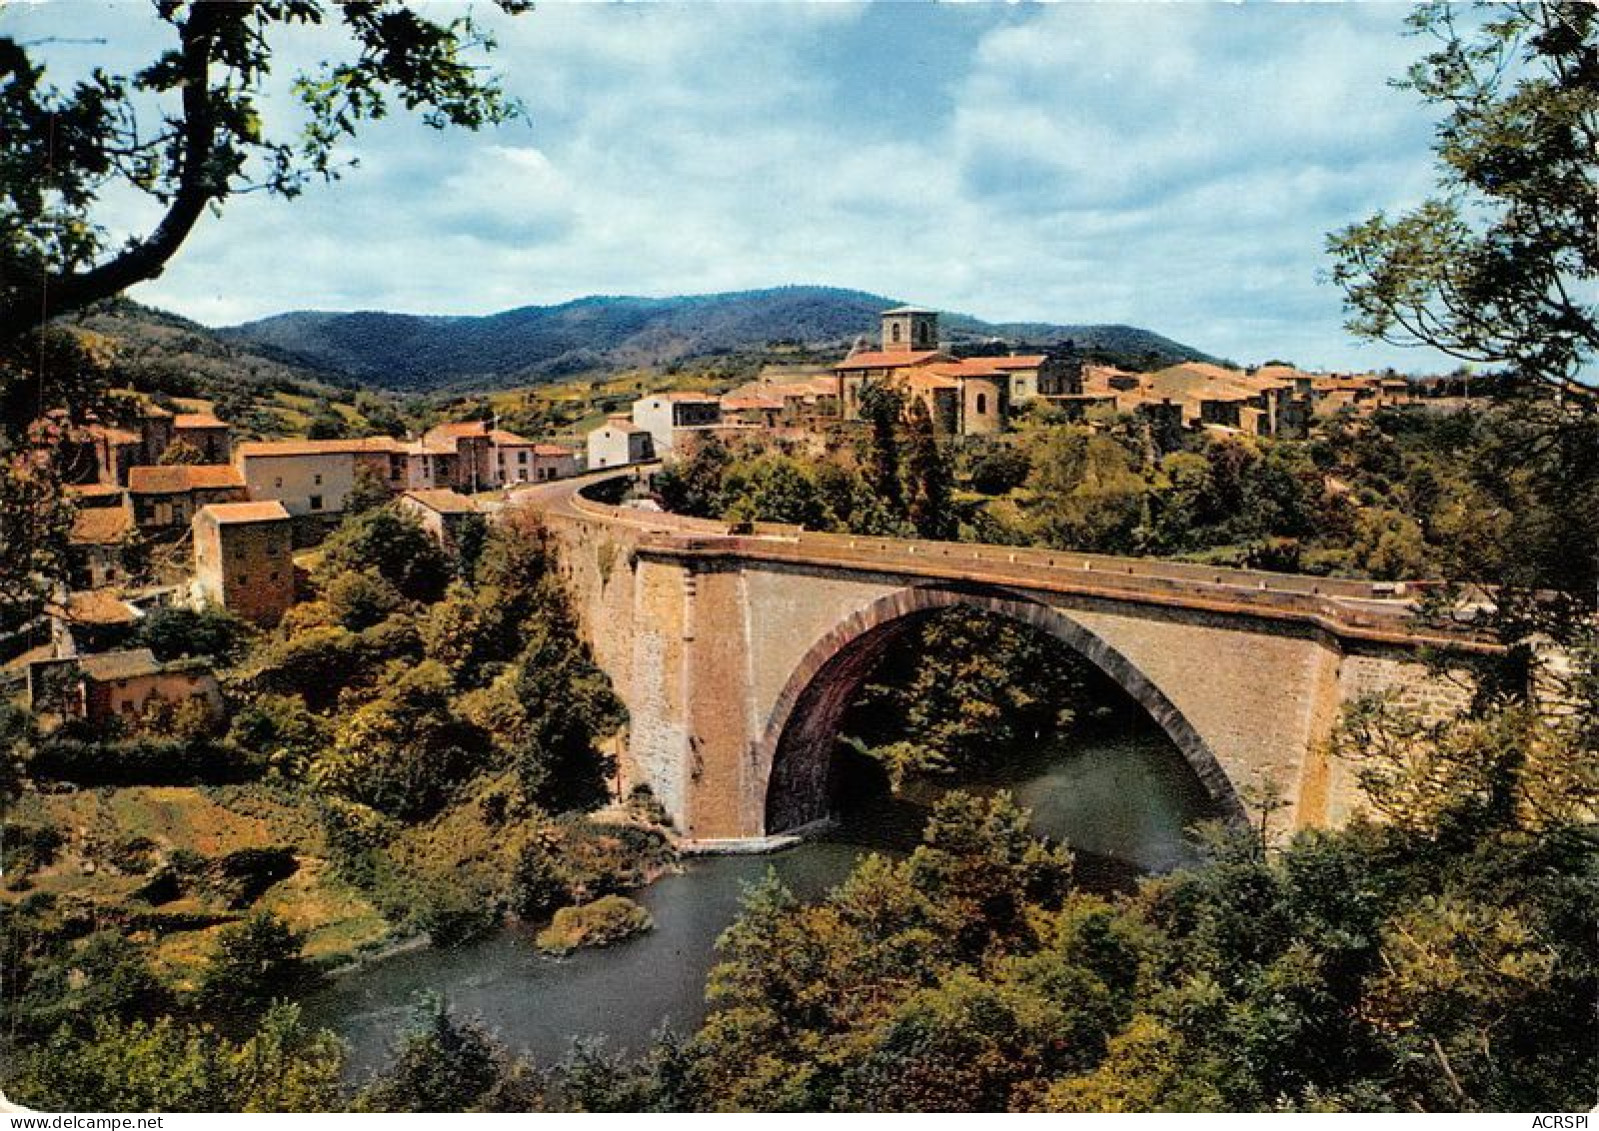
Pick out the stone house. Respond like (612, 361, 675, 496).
(67, 497, 137, 590)
(191, 500, 295, 627)
(171, 412, 232, 462)
(32, 647, 222, 727)
(631, 393, 725, 456)
(398, 488, 483, 553)
(489, 431, 579, 484)
(233, 437, 404, 518)
(126, 464, 249, 532)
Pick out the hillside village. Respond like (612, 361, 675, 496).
(13, 300, 1447, 741)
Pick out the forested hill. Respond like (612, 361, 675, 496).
(218, 286, 1217, 392)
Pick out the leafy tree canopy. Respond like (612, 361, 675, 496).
(1, 0, 528, 344)
(1327, 2, 1597, 387)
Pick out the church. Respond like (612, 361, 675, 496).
(831, 307, 1070, 436)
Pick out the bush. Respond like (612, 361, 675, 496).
(206, 846, 299, 909)
(534, 895, 652, 956)
(2, 822, 64, 877)
(30, 735, 264, 786)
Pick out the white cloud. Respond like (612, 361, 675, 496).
(5, 1, 1464, 371)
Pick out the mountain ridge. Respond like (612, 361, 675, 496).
(219, 285, 1218, 392)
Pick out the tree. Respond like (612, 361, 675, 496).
(857, 380, 906, 517)
(315, 505, 450, 603)
(195, 911, 314, 1022)
(133, 603, 252, 663)
(345, 462, 393, 514)
(903, 397, 954, 540)
(310, 660, 488, 821)
(1326, 3, 1596, 388)
(1, 1, 527, 345)
(156, 438, 206, 465)
(357, 993, 524, 1113)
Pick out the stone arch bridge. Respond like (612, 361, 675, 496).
(514, 469, 1497, 848)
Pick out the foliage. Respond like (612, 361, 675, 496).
(356, 993, 537, 1113)
(6, 1004, 345, 1113)
(857, 380, 906, 516)
(315, 505, 451, 603)
(534, 895, 654, 956)
(30, 731, 262, 786)
(903, 397, 955, 539)
(156, 438, 206, 466)
(310, 660, 489, 821)
(966, 442, 1032, 496)
(194, 911, 316, 1022)
(321, 568, 405, 632)
(1326, 2, 1597, 387)
(133, 603, 254, 664)
(1, 1, 526, 341)
(497, 606, 625, 814)
(845, 607, 1095, 781)
(345, 463, 393, 514)
(0, 443, 74, 623)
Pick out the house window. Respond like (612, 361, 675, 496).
(309, 495, 323, 511)
(269, 571, 280, 582)
(891, 323, 902, 344)
(518, 451, 528, 463)
(976, 392, 988, 414)
(274, 476, 283, 488)
(238, 574, 248, 587)
(313, 473, 322, 485)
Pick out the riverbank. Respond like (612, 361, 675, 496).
(302, 722, 1220, 1077)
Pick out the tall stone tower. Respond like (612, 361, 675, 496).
(880, 306, 939, 353)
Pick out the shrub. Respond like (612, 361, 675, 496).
(534, 895, 652, 956)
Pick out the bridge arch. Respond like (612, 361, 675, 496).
(755, 583, 1249, 835)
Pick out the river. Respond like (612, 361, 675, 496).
(302, 717, 1221, 1079)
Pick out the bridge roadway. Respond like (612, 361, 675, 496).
(509, 464, 1495, 656)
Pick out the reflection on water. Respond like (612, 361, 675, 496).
(302, 720, 1222, 1078)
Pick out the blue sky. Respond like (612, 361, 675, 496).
(8, 1, 1464, 372)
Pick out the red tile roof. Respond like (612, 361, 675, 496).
(127, 464, 246, 493)
(235, 437, 404, 459)
(833, 349, 947, 371)
(198, 500, 291, 525)
(401, 488, 479, 514)
(70, 506, 133, 544)
(78, 647, 162, 680)
(64, 592, 140, 628)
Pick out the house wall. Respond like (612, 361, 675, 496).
(194, 515, 294, 627)
(238, 452, 355, 516)
(84, 669, 222, 725)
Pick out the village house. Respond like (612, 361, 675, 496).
(29, 647, 222, 728)
(55, 401, 194, 486)
(67, 496, 137, 590)
(490, 431, 580, 484)
(723, 368, 840, 427)
(54, 589, 144, 656)
(398, 488, 483, 553)
(170, 412, 232, 462)
(631, 392, 730, 456)
(587, 416, 655, 469)
(191, 500, 295, 627)
(233, 437, 403, 519)
(126, 464, 249, 532)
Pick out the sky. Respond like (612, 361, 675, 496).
(7, 1, 1468, 372)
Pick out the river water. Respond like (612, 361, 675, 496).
(302, 718, 1220, 1079)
